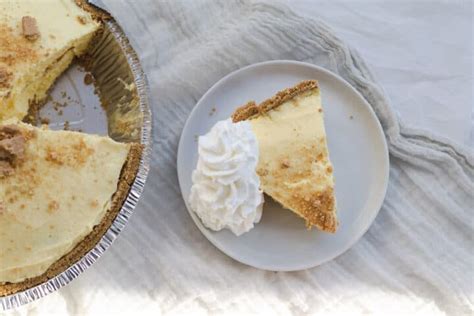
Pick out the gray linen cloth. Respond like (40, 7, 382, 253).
(12, 0, 473, 315)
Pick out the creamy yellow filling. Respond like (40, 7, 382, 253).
(0, 0, 99, 122)
(249, 88, 335, 214)
(0, 120, 130, 283)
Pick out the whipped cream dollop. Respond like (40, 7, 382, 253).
(189, 119, 264, 236)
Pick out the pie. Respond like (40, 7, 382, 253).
(232, 80, 338, 232)
(0, 0, 142, 296)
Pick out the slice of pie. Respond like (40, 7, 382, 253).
(232, 80, 338, 232)
(0, 0, 101, 122)
(0, 120, 141, 295)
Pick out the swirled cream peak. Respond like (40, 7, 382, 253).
(189, 119, 264, 236)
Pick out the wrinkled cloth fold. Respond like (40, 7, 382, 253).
(10, 1, 473, 315)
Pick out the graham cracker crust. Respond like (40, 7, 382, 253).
(0, 143, 143, 297)
(231, 80, 319, 122)
(75, 0, 111, 22)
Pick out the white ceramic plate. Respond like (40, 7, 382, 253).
(177, 60, 389, 271)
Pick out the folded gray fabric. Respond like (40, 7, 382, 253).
(23, 0, 471, 315)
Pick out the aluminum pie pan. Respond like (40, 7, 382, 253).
(0, 19, 152, 310)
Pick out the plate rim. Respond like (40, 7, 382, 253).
(177, 59, 389, 271)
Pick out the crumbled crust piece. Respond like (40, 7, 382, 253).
(257, 168, 268, 176)
(22, 16, 40, 41)
(83, 73, 94, 85)
(0, 125, 27, 178)
(47, 201, 59, 214)
(281, 159, 290, 169)
(76, 15, 87, 25)
(0, 67, 12, 89)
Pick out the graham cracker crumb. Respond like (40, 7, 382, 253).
(257, 168, 269, 176)
(281, 159, 290, 169)
(0, 125, 27, 178)
(22, 16, 40, 41)
(76, 15, 87, 25)
(0, 67, 12, 89)
(83, 73, 94, 85)
(47, 201, 59, 214)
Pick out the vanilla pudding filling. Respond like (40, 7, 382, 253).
(189, 119, 264, 236)
(0, 120, 131, 283)
(0, 0, 100, 122)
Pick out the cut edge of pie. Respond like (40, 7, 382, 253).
(232, 80, 338, 233)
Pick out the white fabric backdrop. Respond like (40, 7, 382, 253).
(7, 1, 473, 315)
(286, 0, 473, 148)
